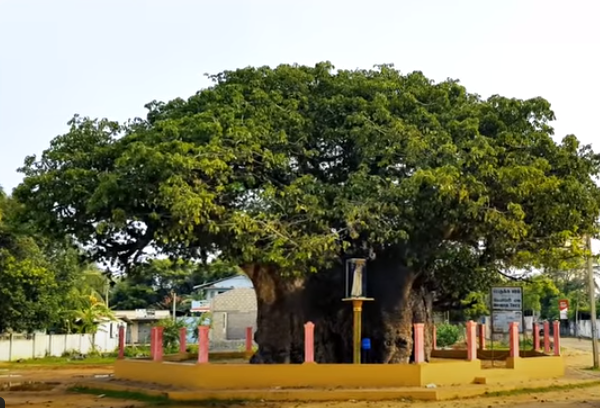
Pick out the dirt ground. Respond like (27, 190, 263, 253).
(2, 339, 600, 408)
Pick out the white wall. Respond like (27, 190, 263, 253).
(0, 321, 124, 361)
(571, 319, 600, 338)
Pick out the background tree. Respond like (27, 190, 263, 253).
(53, 264, 113, 333)
(15, 63, 600, 363)
(0, 188, 68, 333)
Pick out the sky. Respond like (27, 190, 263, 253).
(1, 1, 599, 192)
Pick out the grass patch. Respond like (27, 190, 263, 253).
(583, 366, 600, 371)
(0, 355, 115, 369)
(69, 386, 170, 405)
(483, 380, 600, 398)
(69, 386, 248, 406)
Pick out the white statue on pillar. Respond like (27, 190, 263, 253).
(350, 262, 364, 298)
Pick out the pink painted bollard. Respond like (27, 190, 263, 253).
(478, 324, 486, 350)
(245, 327, 253, 355)
(118, 325, 125, 360)
(533, 323, 540, 351)
(509, 322, 520, 358)
(553, 320, 561, 356)
(466, 321, 477, 361)
(198, 326, 209, 364)
(154, 326, 164, 361)
(149, 327, 157, 358)
(179, 327, 187, 354)
(413, 323, 425, 364)
(304, 321, 315, 363)
(432, 325, 437, 350)
(544, 321, 551, 354)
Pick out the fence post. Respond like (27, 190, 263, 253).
(509, 322, 520, 358)
(533, 323, 540, 351)
(304, 322, 315, 363)
(32, 333, 36, 359)
(179, 327, 187, 354)
(152, 327, 164, 361)
(245, 327, 253, 356)
(413, 323, 425, 364)
(118, 325, 125, 360)
(466, 321, 477, 361)
(198, 326, 209, 364)
(149, 327, 156, 358)
(8, 333, 13, 362)
(553, 320, 561, 356)
(432, 325, 437, 350)
(543, 321, 551, 354)
(157, 327, 164, 361)
(478, 324, 486, 350)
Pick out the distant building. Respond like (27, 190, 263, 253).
(193, 275, 253, 302)
(113, 309, 171, 344)
(210, 287, 257, 341)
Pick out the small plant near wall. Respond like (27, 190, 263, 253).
(436, 323, 462, 348)
(155, 318, 187, 353)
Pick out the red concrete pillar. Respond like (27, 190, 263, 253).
(118, 325, 125, 360)
(432, 325, 437, 350)
(198, 326, 209, 364)
(509, 322, 519, 358)
(544, 321, 551, 354)
(413, 323, 425, 364)
(478, 324, 486, 350)
(553, 320, 561, 356)
(179, 327, 187, 354)
(304, 321, 315, 363)
(533, 323, 540, 351)
(154, 326, 164, 361)
(466, 321, 477, 361)
(245, 327, 253, 355)
(149, 327, 157, 358)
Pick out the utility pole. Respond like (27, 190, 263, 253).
(105, 279, 109, 308)
(587, 235, 599, 368)
(172, 290, 177, 322)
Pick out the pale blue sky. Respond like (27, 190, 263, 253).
(1, 0, 599, 196)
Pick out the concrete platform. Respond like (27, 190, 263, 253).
(72, 376, 599, 402)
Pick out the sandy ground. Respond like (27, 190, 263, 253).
(2, 339, 600, 408)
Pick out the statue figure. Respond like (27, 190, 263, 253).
(350, 261, 364, 297)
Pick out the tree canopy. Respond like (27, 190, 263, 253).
(15, 62, 600, 301)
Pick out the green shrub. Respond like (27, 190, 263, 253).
(520, 337, 533, 349)
(121, 345, 151, 358)
(155, 318, 187, 350)
(436, 323, 461, 348)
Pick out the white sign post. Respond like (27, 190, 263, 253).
(490, 286, 524, 334)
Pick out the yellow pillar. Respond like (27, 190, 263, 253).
(343, 296, 373, 364)
(352, 299, 363, 364)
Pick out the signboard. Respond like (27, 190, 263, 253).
(491, 287, 523, 311)
(492, 311, 523, 333)
(191, 300, 211, 313)
(559, 299, 569, 320)
(490, 286, 523, 334)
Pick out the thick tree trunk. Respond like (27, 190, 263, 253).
(362, 257, 433, 363)
(243, 264, 306, 363)
(243, 257, 434, 364)
(243, 264, 352, 364)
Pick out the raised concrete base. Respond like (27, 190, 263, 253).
(73, 376, 596, 402)
(114, 355, 564, 390)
